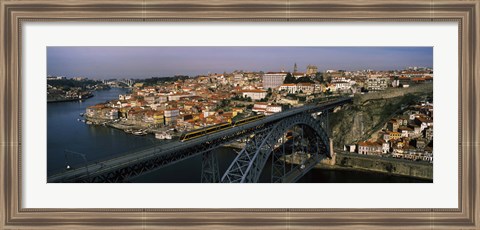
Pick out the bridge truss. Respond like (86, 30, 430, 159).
(220, 111, 330, 183)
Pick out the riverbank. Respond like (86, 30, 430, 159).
(47, 94, 94, 103)
(333, 152, 433, 180)
(283, 151, 432, 181)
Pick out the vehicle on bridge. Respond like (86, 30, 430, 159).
(179, 114, 265, 142)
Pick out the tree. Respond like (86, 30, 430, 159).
(283, 72, 296, 84)
(326, 74, 332, 83)
(220, 99, 230, 107)
(315, 72, 324, 83)
(296, 77, 314, 83)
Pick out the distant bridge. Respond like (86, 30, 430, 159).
(47, 97, 352, 183)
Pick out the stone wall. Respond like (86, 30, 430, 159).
(334, 152, 433, 180)
(356, 83, 433, 103)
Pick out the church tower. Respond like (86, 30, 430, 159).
(294, 63, 298, 73)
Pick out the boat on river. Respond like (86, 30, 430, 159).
(155, 132, 172, 140)
(133, 130, 147, 136)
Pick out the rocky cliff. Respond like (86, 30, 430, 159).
(329, 84, 433, 148)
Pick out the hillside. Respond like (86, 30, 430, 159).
(329, 84, 433, 148)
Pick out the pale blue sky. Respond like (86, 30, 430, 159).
(47, 47, 433, 79)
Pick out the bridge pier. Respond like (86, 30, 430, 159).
(201, 151, 220, 183)
(319, 138, 336, 166)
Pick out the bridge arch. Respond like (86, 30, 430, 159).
(221, 113, 330, 183)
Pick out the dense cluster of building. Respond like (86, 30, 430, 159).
(346, 100, 434, 163)
(83, 64, 433, 140)
(46, 76, 104, 102)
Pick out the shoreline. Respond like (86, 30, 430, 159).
(47, 94, 94, 103)
(314, 161, 433, 181)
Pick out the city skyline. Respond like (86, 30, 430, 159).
(47, 47, 433, 79)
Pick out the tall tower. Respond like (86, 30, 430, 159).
(294, 63, 298, 73)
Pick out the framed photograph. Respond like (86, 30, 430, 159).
(1, 0, 479, 229)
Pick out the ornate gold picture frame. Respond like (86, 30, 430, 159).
(1, 0, 478, 229)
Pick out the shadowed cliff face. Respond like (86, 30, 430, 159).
(329, 85, 433, 148)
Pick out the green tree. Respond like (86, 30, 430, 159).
(326, 74, 332, 83)
(296, 77, 314, 83)
(283, 73, 296, 84)
(315, 72, 324, 83)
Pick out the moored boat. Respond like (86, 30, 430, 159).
(133, 130, 146, 136)
(155, 132, 172, 140)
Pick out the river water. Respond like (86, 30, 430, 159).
(47, 88, 430, 183)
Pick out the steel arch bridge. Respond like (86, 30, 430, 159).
(47, 98, 351, 183)
(219, 112, 330, 183)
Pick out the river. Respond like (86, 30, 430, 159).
(47, 88, 430, 183)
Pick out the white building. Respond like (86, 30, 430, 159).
(252, 102, 268, 113)
(263, 72, 287, 89)
(164, 109, 179, 118)
(296, 83, 314, 93)
(366, 77, 389, 91)
(265, 105, 282, 115)
(279, 84, 297, 93)
(242, 90, 267, 100)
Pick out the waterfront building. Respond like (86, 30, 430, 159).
(357, 141, 382, 155)
(344, 144, 356, 153)
(153, 111, 165, 125)
(382, 141, 390, 154)
(389, 131, 401, 140)
(262, 72, 287, 89)
(105, 108, 119, 120)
